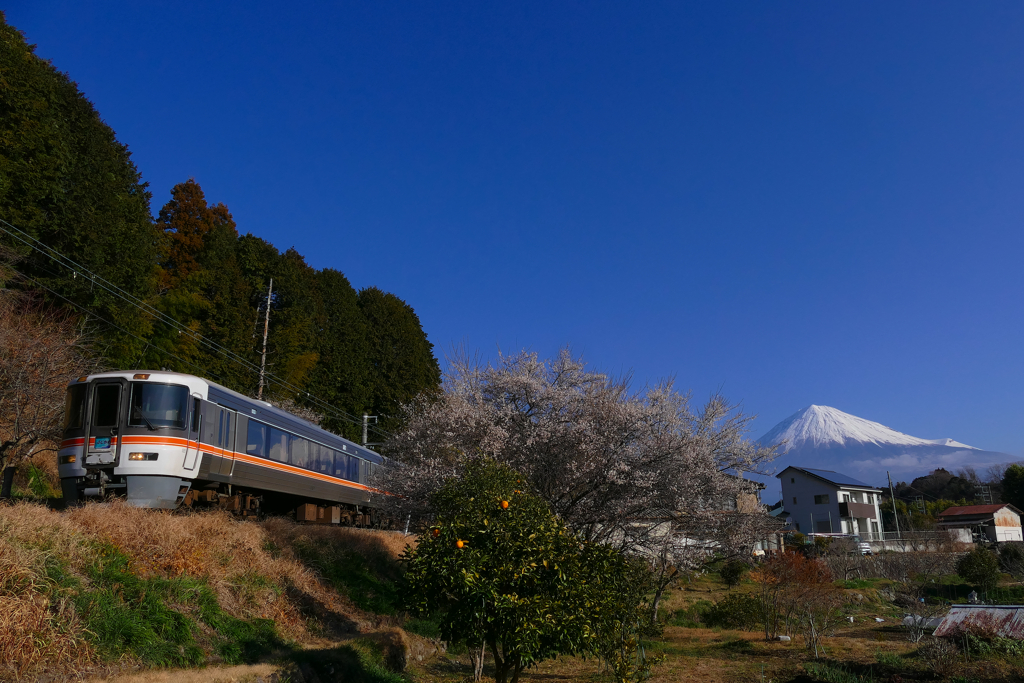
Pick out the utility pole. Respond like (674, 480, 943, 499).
(887, 471, 902, 540)
(257, 279, 273, 400)
(362, 413, 379, 448)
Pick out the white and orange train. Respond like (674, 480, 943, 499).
(58, 371, 385, 522)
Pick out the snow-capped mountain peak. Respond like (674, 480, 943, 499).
(755, 405, 1011, 487)
(759, 405, 976, 451)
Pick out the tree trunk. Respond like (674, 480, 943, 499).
(470, 640, 485, 681)
(489, 639, 508, 683)
(0, 466, 15, 499)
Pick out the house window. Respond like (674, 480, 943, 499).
(793, 497, 797, 505)
(814, 494, 829, 505)
(866, 494, 873, 504)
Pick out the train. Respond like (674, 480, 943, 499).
(57, 370, 387, 524)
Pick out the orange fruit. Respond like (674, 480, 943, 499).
(456, 540, 465, 549)
(432, 528, 440, 537)
(501, 500, 509, 509)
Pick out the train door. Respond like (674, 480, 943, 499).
(219, 409, 235, 474)
(86, 379, 127, 466)
(183, 397, 202, 470)
(199, 402, 235, 475)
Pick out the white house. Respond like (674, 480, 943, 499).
(777, 466, 885, 540)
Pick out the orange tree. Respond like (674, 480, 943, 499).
(402, 459, 653, 683)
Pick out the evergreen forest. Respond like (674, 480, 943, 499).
(0, 13, 440, 441)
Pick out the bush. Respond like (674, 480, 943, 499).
(719, 559, 748, 588)
(998, 542, 1024, 579)
(668, 600, 714, 628)
(956, 548, 1001, 592)
(703, 593, 762, 630)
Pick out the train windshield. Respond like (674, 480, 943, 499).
(64, 384, 87, 431)
(128, 382, 189, 430)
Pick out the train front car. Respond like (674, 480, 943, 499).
(58, 372, 206, 508)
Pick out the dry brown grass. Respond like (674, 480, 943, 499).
(0, 502, 95, 681)
(0, 500, 418, 682)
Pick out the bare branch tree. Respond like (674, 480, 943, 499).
(0, 272, 94, 496)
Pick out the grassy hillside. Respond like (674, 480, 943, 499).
(0, 501, 418, 682)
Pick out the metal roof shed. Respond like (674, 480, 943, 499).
(933, 605, 1024, 640)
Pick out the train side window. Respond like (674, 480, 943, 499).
(348, 456, 360, 482)
(334, 451, 348, 478)
(191, 398, 201, 432)
(247, 421, 267, 457)
(319, 446, 332, 473)
(268, 427, 289, 463)
(291, 437, 309, 469)
(306, 442, 319, 471)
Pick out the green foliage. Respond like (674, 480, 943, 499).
(286, 639, 406, 683)
(703, 593, 762, 630)
(1003, 464, 1024, 512)
(358, 287, 441, 434)
(293, 537, 403, 615)
(47, 544, 286, 666)
(998, 541, 1024, 579)
(0, 13, 157, 366)
(804, 661, 877, 683)
(403, 617, 441, 639)
(667, 600, 715, 628)
(880, 496, 974, 530)
(956, 548, 1001, 592)
(874, 650, 905, 669)
(719, 559, 748, 588)
(402, 459, 654, 683)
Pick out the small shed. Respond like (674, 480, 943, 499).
(936, 503, 1023, 543)
(933, 605, 1024, 640)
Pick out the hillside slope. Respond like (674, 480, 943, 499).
(0, 501, 423, 682)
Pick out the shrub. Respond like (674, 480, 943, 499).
(402, 459, 656, 683)
(916, 637, 960, 677)
(956, 548, 1000, 592)
(998, 541, 1024, 579)
(719, 559, 748, 588)
(704, 593, 761, 630)
(668, 600, 714, 628)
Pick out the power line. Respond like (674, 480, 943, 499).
(0, 218, 393, 439)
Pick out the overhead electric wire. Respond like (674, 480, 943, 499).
(0, 218, 393, 440)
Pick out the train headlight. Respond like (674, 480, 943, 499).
(128, 452, 159, 461)
(59, 455, 76, 464)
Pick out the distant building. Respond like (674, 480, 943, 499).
(777, 466, 884, 540)
(936, 503, 1023, 543)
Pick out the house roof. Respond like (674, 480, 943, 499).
(777, 466, 881, 491)
(938, 503, 1022, 518)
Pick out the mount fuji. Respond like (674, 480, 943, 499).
(757, 405, 1015, 487)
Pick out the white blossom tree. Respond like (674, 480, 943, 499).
(380, 348, 779, 589)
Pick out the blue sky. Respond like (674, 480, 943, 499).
(7, 2, 1024, 456)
